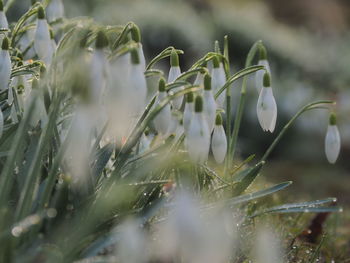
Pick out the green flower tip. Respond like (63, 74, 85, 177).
(0, 0, 3, 12)
(95, 31, 109, 49)
(259, 45, 267, 60)
(215, 113, 223, 125)
(170, 49, 179, 67)
(263, 72, 271, 87)
(329, 113, 337, 125)
(130, 48, 140, 65)
(32, 79, 39, 89)
(158, 78, 166, 92)
(186, 92, 194, 103)
(213, 56, 220, 68)
(204, 73, 211, 90)
(194, 95, 203, 113)
(130, 25, 141, 43)
(37, 6, 45, 19)
(50, 29, 54, 39)
(40, 65, 47, 75)
(1, 37, 9, 50)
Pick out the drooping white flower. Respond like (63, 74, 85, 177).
(46, 0, 64, 23)
(0, 37, 11, 91)
(174, 118, 185, 142)
(211, 56, 226, 108)
(183, 91, 194, 134)
(128, 48, 147, 120)
(257, 72, 277, 132)
(154, 78, 171, 135)
(211, 113, 227, 164)
(255, 45, 271, 92)
(0, 1, 9, 43)
(168, 50, 184, 109)
(130, 25, 146, 69)
(325, 113, 341, 164)
(34, 7, 54, 66)
(25, 79, 48, 127)
(203, 73, 216, 133)
(187, 95, 210, 164)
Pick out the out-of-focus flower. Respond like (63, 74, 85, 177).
(211, 56, 226, 108)
(187, 95, 210, 164)
(0, 37, 11, 91)
(0, 0, 8, 42)
(46, 0, 64, 23)
(139, 130, 152, 154)
(211, 113, 227, 164)
(168, 49, 184, 109)
(25, 79, 48, 127)
(183, 91, 194, 134)
(257, 72, 277, 132)
(325, 113, 341, 164)
(154, 78, 171, 135)
(255, 45, 271, 92)
(34, 7, 54, 66)
(254, 227, 283, 263)
(203, 73, 216, 133)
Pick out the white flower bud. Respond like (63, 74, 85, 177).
(211, 56, 226, 108)
(203, 74, 216, 133)
(255, 46, 271, 92)
(168, 50, 184, 109)
(34, 8, 54, 65)
(154, 78, 171, 135)
(325, 114, 341, 164)
(211, 114, 227, 163)
(256, 73, 277, 132)
(0, 37, 11, 91)
(183, 92, 194, 134)
(187, 96, 210, 164)
(139, 131, 152, 154)
(46, 0, 64, 23)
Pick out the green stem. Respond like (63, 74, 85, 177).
(261, 100, 334, 162)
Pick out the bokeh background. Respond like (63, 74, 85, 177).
(7, 0, 350, 233)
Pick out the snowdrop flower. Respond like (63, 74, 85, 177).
(154, 78, 171, 135)
(0, 37, 11, 91)
(128, 48, 147, 120)
(168, 50, 184, 109)
(130, 25, 146, 69)
(46, 0, 64, 23)
(26, 79, 48, 127)
(211, 113, 227, 164)
(255, 45, 271, 92)
(325, 113, 341, 164)
(211, 56, 226, 108)
(34, 7, 54, 66)
(187, 95, 210, 164)
(90, 30, 109, 103)
(0, 0, 8, 42)
(174, 118, 184, 142)
(203, 73, 216, 133)
(183, 91, 194, 134)
(257, 72, 277, 132)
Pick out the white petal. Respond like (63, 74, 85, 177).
(211, 65, 226, 108)
(0, 50, 11, 91)
(183, 102, 194, 134)
(34, 19, 54, 65)
(0, 11, 9, 29)
(325, 125, 341, 164)
(46, 0, 64, 22)
(203, 90, 216, 133)
(187, 113, 210, 164)
(168, 66, 184, 109)
(257, 87, 277, 132)
(154, 92, 171, 135)
(211, 125, 227, 163)
(128, 64, 147, 118)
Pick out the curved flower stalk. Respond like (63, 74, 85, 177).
(187, 95, 210, 164)
(168, 49, 184, 109)
(130, 25, 146, 69)
(183, 91, 194, 134)
(154, 78, 171, 135)
(0, 37, 11, 91)
(128, 48, 147, 120)
(46, 0, 64, 23)
(211, 113, 227, 164)
(255, 45, 271, 92)
(325, 113, 341, 164)
(257, 72, 277, 132)
(0, 0, 8, 42)
(211, 56, 226, 108)
(203, 73, 216, 133)
(34, 7, 54, 66)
